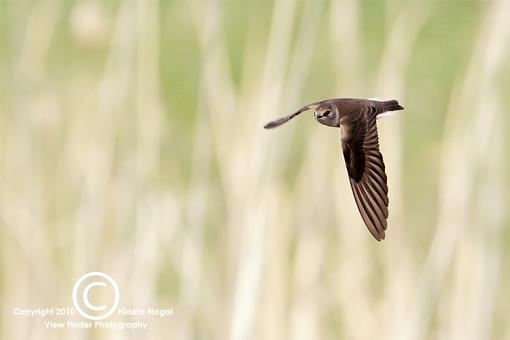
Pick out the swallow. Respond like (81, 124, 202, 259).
(264, 98, 404, 240)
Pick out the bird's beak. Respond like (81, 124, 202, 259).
(264, 104, 317, 129)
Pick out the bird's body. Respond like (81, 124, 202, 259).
(264, 97, 404, 241)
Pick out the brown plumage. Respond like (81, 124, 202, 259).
(264, 98, 404, 241)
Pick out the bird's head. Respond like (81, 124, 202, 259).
(313, 104, 339, 128)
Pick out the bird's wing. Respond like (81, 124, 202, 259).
(341, 106, 389, 240)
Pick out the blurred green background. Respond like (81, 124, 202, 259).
(1, 0, 510, 339)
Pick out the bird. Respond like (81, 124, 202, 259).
(264, 98, 404, 241)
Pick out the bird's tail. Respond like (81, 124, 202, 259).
(375, 100, 404, 119)
(383, 100, 404, 112)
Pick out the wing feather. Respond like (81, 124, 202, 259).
(341, 107, 389, 240)
(351, 182, 380, 238)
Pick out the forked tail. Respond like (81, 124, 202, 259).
(383, 100, 404, 112)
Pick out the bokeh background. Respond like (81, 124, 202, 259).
(1, 0, 510, 339)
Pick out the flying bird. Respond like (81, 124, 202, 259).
(264, 98, 404, 241)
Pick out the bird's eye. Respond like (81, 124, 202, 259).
(323, 110, 331, 117)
